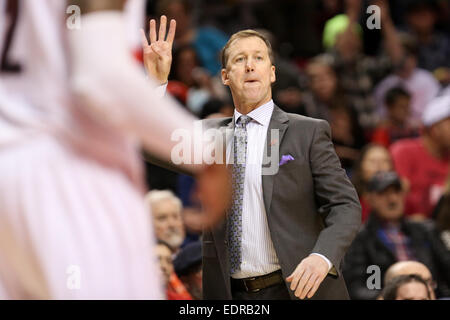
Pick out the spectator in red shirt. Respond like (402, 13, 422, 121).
(372, 87, 420, 148)
(390, 95, 450, 220)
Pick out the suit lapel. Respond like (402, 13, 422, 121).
(262, 105, 289, 214)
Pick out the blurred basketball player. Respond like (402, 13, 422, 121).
(0, 0, 229, 299)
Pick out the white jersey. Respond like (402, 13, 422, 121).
(0, 0, 192, 300)
(0, 0, 71, 141)
(0, 0, 201, 299)
(0, 0, 146, 144)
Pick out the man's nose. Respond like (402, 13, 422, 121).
(168, 216, 180, 226)
(246, 59, 255, 72)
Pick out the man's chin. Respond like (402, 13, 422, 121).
(166, 235, 184, 249)
(242, 94, 266, 105)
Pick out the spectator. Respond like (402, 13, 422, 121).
(404, 1, 450, 76)
(169, 45, 227, 115)
(374, 34, 441, 127)
(380, 274, 431, 300)
(303, 57, 366, 173)
(253, 0, 324, 59)
(433, 173, 450, 251)
(390, 95, 450, 220)
(384, 261, 437, 299)
(155, 240, 174, 291)
(155, 240, 193, 300)
(320, 0, 405, 129)
(173, 241, 203, 300)
(371, 86, 420, 147)
(146, 190, 186, 253)
(255, 29, 307, 116)
(343, 171, 450, 300)
(156, 0, 228, 76)
(351, 144, 394, 222)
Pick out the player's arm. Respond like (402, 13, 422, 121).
(67, 4, 230, 228)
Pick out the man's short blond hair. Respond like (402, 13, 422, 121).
(221, 29, 275, 69)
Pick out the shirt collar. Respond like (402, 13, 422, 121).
(234, 100, 274, 127)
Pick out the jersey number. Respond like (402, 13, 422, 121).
(1, 0, 22, 73)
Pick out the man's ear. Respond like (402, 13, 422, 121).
(221, 69, 229, 86)
(270, 65, 276, 84)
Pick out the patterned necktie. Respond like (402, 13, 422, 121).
(229, 115, 252, 274)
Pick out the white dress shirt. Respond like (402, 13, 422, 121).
(229, 100, 332, 279)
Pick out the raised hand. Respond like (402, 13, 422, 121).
(140, 15, 176, 85)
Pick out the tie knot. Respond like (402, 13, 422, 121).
(237, 115, 252, 128)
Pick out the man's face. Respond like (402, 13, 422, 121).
(396, 282, 430, 300)
(406, 7, 436, 35)
(165, 1, 190, 37)
(335, 30, 362, 62)
(395, 267, 436, 299)
(306, 62, 337, 102)
(221, 36, 275, 109)
(176, 47, 198, 86)
(368, 186, 405, 221)
(152, 201, 185, 250)
(155, 244, 174, 287)
(361, 147, 393, 182)
(398, 54, 418, 79)
(430, 118, 450, 151)
(388, 96, 411, 125)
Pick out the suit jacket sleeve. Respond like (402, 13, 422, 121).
(309, 120, 362, 275)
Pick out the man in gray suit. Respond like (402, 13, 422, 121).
(201, 30, 361, 300)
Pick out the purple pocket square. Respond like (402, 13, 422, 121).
(279, 154, 295, 166)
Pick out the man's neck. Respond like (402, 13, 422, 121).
(234, 98, 272, 115)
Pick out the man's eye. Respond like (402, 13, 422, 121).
(256, 56, 263, 60)
(236, 57, 244, 62)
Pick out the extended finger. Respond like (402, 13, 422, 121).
(295, 270, 312, 298)
(149, 19, 157, 43)
(307, 276, 322, 299)
(159, 15, 167, 41)
(166, 19, 176, 45)
(150, 43, 162, 57)
(289, 268, 305, 292)
(300, 273, 318, 299)
(140, 29, 149, 47)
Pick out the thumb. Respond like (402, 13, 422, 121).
(151, 44, 163, 57)
(286, 274, 293, 282)
(140, 29, 149, 48)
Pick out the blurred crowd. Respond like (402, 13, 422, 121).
(140, 0, 450, 300)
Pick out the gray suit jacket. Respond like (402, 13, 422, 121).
(201, 105, 361, 300)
